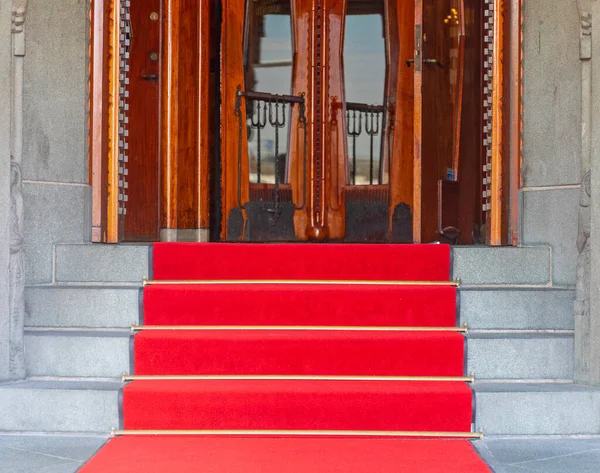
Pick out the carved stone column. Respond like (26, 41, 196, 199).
(575, 9, 593, 383)
(0, 0, 13, 381)
(6, 0, 27, 380)
(583, 0, 600, 385)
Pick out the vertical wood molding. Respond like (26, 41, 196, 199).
(197, 0, 211, 230)
(412, 0, 423, 243)
(106, 0, 120, 243)
(489, 0, 505, 246)
(161, 0, 179, 231)
(90, 0, 109, 242)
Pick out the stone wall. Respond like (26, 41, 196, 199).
(521, 0, 582, 287)
(22, 0, 91, 285)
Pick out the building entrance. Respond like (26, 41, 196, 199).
(91, 0, 516, 245)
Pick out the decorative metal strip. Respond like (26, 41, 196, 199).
(482, 0, 494, 213)
(118, 0, 131, 216)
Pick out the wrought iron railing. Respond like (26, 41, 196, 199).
(346, 102, 385, 185)
(235, 87, 307, 224)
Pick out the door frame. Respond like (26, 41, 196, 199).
(89, 0, 523, 245)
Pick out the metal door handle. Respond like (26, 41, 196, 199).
(406, 58, 444, 69)
(141, 73, 159, 81)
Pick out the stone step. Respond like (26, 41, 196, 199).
(24, 329, 572, 381)
(460, 287, 575, 330)
(468, 333, 573, 380)
(475, 382, 600, 435)
(3, 380, 595, 435)
(24, 331, 131, 378)
(452, 246, 552, 286)
(0, 380, 120, 433)
(25, 286, 141, 328)
(54, 244, 151, 283)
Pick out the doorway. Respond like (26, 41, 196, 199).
(90, 0, 519, 245)
(220, 0, 485, 243)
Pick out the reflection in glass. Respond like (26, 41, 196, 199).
(343, 1, 388, 185)
(244, 0, 293, 184)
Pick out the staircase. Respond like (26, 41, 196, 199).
(0, 243, 595, 438)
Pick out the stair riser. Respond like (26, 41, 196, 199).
(133, 332, 466, 377)
(460, 289, 575, 330)
(476, 390, 600, 435)
(467, 336, 574, 380)
(143, 285, 458, 327)
(123, 380, 473, 432)
(25, 333, 130, 378)
(25, 287, 141, 328)
(0, 387, 119, 432)
(452, 247, 551, 285)
(24, 332, 572, 381)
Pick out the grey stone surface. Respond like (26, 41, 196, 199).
(468, 333, 574, 380)
(452, 247, 551, 286)
(476, 438, 600, 473)
(24, 183, 91, 284)
(0, 380, 120, 432)
(522, 188, 580, 287)
(475, 382, 600, 435)
(25, 286, 141, 328)
(460, 288, 575, 330)
(0, 0, 13, 381)
(22, 0, 88, 183)
(0, 434, 108, 463)
(522, 0, 581, 187)
(24, 331, 130, 378)
(55, 244, 151, 283)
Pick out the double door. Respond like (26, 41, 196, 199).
(221, 0, 471, 242)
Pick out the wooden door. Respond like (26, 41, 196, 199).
(221, 0, 416, 242)
(413, 0, 467, 243)
(122, 1, 161, 241)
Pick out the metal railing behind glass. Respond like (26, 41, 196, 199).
(346, 102, 385, 186)
(235, 87, 307, 223)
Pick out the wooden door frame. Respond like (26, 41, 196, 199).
(89, 0, 523, 245)
(89, 0, 212, 243)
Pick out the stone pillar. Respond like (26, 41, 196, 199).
(0, 0, 13, 381)
(575, 5, 593, 383)
(581, 0, 600, 385)
(0, 0, 28, 381)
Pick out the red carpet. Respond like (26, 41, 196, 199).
(80, 243, 492, 472)
(81, 436, 491, 473)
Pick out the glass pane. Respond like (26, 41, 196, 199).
(244, 0, 293, 184)
(344, 1, 388, 185)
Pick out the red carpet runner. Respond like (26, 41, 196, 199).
(80, 243, 492, 472)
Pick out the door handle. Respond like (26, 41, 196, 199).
(406, 58, 444, 69)
(141, 73, 159, 81)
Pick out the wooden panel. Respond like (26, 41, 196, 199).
(161, 0, 211, 237)
(324, 0, 346, 240)
(90, 0, 110, 242)
(387, 0, 414, 229)
(220, 0, 250, 240)
(290, 0, 314, 241)
(438, 179, 460, 238)
(414, 0, 458, 242)
(456, 0, 482, 244)
(123, 0, 161, 241)
(489, 0, 505, 245)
